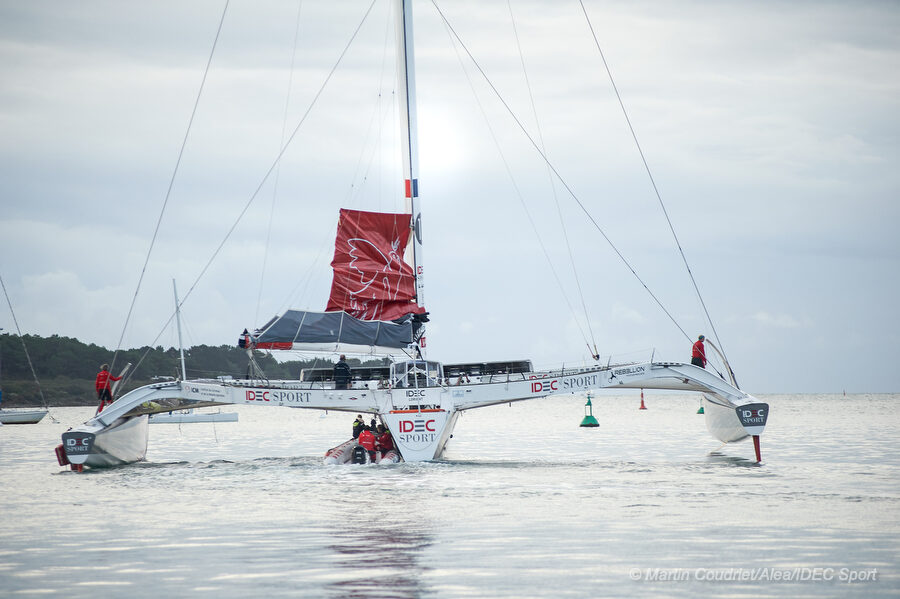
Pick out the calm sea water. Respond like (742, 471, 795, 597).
(1, 393, 897, 598)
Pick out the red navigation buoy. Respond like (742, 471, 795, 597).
(639, 389, 647, 410)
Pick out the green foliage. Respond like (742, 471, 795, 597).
(0, 333, 388, 407)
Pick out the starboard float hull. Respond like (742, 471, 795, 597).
(703, 394, 749, 442)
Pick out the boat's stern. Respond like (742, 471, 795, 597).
(381, 408, 460, 461)
(57, 415, 150, 471)
(735, 400, 769, 462)
(60, 428, 97, 466)
(735, 402, 769, 436)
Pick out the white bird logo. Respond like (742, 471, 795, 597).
(345, 237, 403, 320)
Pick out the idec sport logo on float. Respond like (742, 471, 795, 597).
(244, 389, 311, 404)
(530, 373, 600, 394)
(531, 380, 559, 393)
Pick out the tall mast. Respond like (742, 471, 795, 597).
(395, 0, 425, 313)
(173, 279, 187, 381)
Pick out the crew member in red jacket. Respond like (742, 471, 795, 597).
(95, 364, 122, 414)
(691, 335, 707, 368)
(357, 426, 377, 462)
(375, 424, 394, 457)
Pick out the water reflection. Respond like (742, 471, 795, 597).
(705, 451, 763, 468)
(325, 508, 433, 599)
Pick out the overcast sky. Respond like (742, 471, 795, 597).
(1, 0, 898, 393)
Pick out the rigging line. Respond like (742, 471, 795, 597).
(378, 12, 395, 212)
(577, 0, 731, 365)
(0, 273, 56, 421)
(438, 10, 592, 349)
(344, 8, 395, 210)
(343, 21, 393, 210)
(430, 0, 691, 343)
(506, 0, 599, 357)
(183, 1, 377, 305)
(130, 1, 380, 376)
(256, 0, 305, 325)
(278, 232, 332, 317)
(112, 0, 230, 374)
(118, 311, 177, 391)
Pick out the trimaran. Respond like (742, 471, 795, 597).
(57, 0, 768, 471)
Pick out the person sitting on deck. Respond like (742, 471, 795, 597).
(691, 335, 707, 369)
(352, 414, 366, 438)
(95, 364, 122, 414)
(333, 355, 351, 390)
(375, 424, 394, 456)
(357, 426, 377, 462)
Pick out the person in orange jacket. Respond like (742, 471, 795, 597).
(95, 364, 122, 413)
(357, 426, 377, 462)
(375, 424, 394, 456)
(691, 335, 707, 368)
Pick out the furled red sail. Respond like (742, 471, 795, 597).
(326, 208, 424, 321)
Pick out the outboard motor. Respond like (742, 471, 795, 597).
(350, 445, 368, 464)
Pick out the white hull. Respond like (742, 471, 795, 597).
(63, 415, 149, 467)
(381, 409, 460, 461)
(703, 394, 750, 443)
(0, 409, 47, 424)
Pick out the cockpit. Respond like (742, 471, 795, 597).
(390, 360, 443, 388)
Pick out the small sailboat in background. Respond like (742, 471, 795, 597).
(0, 281, 50, 425)
(0, 408, 47, 425)
(149, 281, 238, 425)
(150, 408, 238, 424)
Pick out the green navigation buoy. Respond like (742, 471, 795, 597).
(580, 394, 599, 427)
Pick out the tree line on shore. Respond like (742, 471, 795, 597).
(0, 333, 386, 407)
